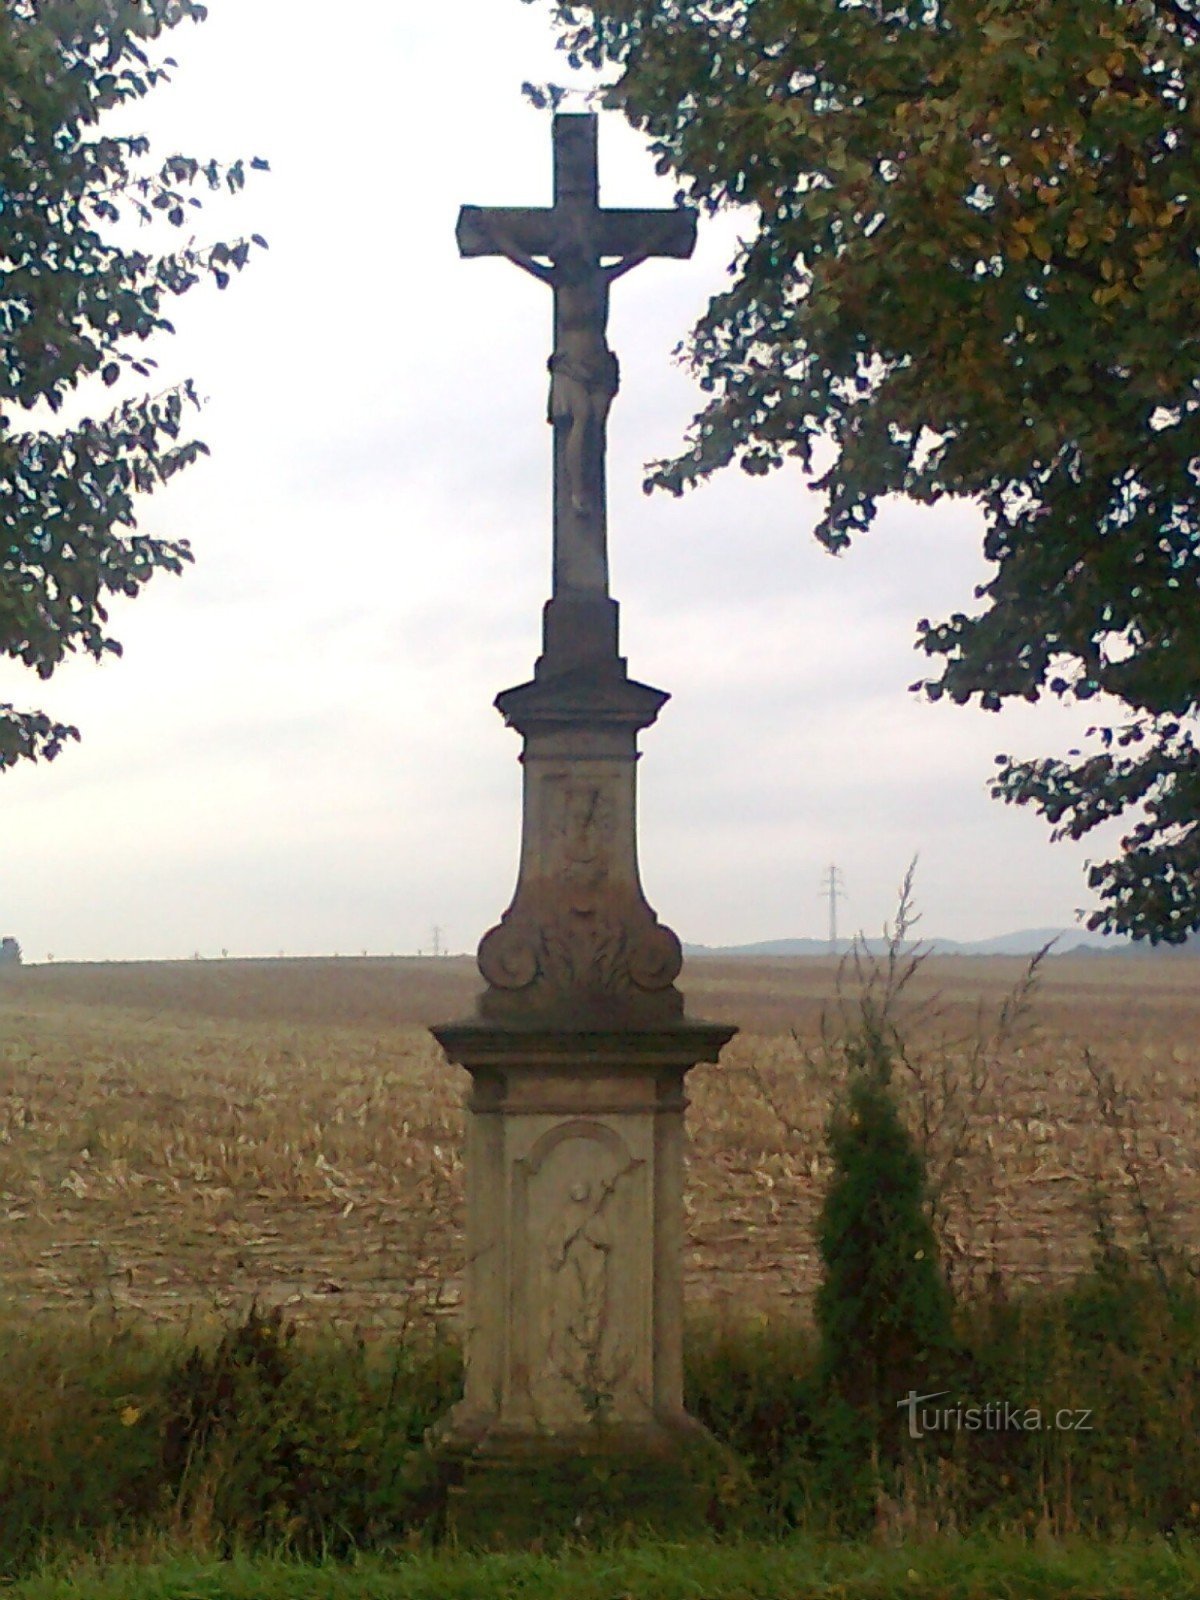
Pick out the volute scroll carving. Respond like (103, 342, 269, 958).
(477, 921, 539, 991)
(475, 893, 683, 1010)
(626, 920, 683, 993)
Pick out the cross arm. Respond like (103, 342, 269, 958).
(458, 203, 697, 268)
(457, 206, 555, 260)
(596, 208, 697, 262)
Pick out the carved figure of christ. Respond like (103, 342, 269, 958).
(457, 114, 696, 597)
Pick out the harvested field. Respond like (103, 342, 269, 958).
(0, 951, 1197, 1331)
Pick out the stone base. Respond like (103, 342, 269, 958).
(432, 1417, 739, 1546)
(430, 1019, 735, 1537)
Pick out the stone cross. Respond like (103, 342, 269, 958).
(433, 115, 734, 1538)
(457, 114, 696, 597)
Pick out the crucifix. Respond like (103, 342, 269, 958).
(457, 114, 696, 597)
(433, 115, 735, 1524)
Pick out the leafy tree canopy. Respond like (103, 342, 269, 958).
(1, 0, 265, 772)
(528, 0, 1200, 942)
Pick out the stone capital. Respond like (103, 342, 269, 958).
(473, 606, 690, 1029)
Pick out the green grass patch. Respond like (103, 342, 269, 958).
(7, 1535, 1200, 1600)
(3, 1261, 1200, 1576)
(0, 1305, 462, 1577)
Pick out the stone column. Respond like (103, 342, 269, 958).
(431, 595, 736, 1534)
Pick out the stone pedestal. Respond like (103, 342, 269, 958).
(430, 1025, 733, 1541)
(430, 596, 736, 1536)
(432, 1025, 730, 1451)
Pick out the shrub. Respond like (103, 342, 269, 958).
(159, 1302, 462, 1556)
(816, 1056, 957, 1425)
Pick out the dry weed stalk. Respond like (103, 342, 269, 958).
(1082, 1047, 1191, 1292)
(740, 862, 1050, 1293)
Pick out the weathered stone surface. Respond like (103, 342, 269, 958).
(462, 592, 686, 1029)
(429, 1025, 734, 1460)
(477, 713, 682, 1027)
(442, 1436, 739, 1546)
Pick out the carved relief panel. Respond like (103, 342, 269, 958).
(511, 1119, 652, 1427)
(549, 776, 616, 913)
(478, 763, 683, 1011)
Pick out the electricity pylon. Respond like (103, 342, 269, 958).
(821, 865, 846, 953)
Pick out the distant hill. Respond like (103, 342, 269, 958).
(683, 927, 1137, 958)
(944, 927, 1126, 956)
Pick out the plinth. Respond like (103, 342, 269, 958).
(431, 595, 736, 1538)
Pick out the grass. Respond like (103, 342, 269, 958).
(7, 1535, 1200, 1600)
(3, 1243, 1200, 1569)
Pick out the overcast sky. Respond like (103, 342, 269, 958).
(3, 1, 1132, 962)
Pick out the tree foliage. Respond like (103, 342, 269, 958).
(1, 0, 265, 772)
(530, 0, 1200, 941)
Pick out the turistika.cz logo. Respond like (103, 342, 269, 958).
(897, 1390, 1094, 1441)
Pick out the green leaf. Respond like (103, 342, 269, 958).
(0, 3, 266, 776)
(544, 0, 1200, 942)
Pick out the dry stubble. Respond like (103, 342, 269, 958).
(0, 952, 1197, 1330)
